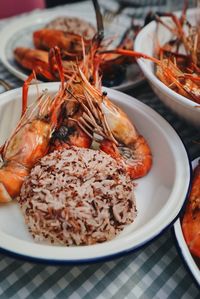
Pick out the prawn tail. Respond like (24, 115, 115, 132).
(0, 161, 29, 202)
(126, 136, 152, 179)
(182, 203, 200, 258)
(100, 136, 152, 180)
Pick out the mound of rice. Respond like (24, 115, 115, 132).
(45, 17, 96, 39)
(18, 147, 137, 246)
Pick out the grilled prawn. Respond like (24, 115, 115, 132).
(0, 51, 67, 202)
(33, 29, 92, 57)
(14, 47, 77, 81)
(67, 68, 152, 179)
(182, 160, 200, 258)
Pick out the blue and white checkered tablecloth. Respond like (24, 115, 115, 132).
(0, 1, 199, 298)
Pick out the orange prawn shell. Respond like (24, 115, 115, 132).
(14, 47, 56, 81)
(0, 162, 28, 201)
(3, 119, 51, 168)
(0, 119, 52, 202)
(182, 161, 200, 258)
(33, 29, 91, 54)
(100, 137, 152, 180)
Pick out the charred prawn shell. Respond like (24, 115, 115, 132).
(51, 125, 74, 142)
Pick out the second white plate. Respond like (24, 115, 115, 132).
(0, 5, 144, 91)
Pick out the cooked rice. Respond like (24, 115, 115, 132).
(18, 147, 137, 246)
(45, 17, 96, 39)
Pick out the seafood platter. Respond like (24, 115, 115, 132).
(134, 7, 200, 125)
(0, 1, 197, 268)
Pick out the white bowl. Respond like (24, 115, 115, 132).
(173, 157, 200, 286)
(0, 83, 190, 263)
(134, 8, 200, 126)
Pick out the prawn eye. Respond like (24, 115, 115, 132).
(89, 75, 94, 84)
(102, 64, 126, 87)
(52, 126, 69, 141)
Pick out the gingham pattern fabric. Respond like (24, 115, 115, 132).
(0, 1, 199, 298)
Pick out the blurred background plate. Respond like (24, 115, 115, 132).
(0, 5, 144, 91)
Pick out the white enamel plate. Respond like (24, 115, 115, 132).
(0, 84, 190, 263)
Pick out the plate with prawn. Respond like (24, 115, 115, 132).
(173, 157, 200, 286)
(0, 73, 191, 263)
(0, 5, 144, 91)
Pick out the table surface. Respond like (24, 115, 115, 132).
(0, 1, 199, 298)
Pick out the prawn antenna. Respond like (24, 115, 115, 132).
(92, 0, 104, 45)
